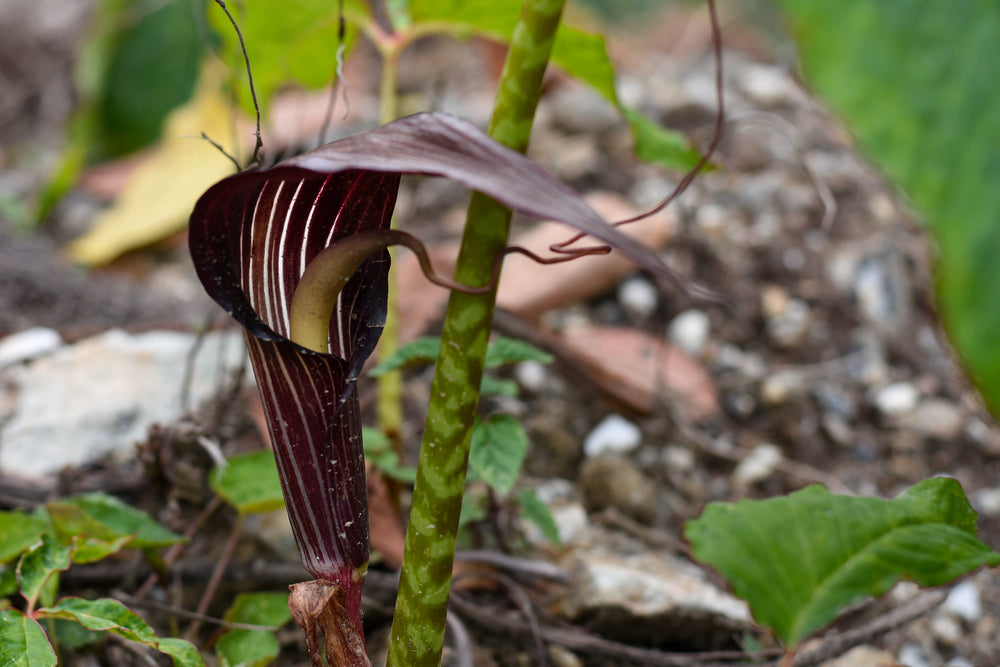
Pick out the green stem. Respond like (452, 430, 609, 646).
(386, 1, 566, 665)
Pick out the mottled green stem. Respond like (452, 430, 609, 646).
(386, 1, 565, 665)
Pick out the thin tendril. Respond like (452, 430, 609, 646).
(214, 0, 263, 168)
(551, 0, 724, 251)
(199, 132, 241, 172)
(319, 2, 349, 145)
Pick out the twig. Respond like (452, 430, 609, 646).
(454, 550, 570, 583)
(186, 514, 245, 641)
(213, 0, 263, 166)
(114, 591, 281, 632)
(445, 610, 476, 667)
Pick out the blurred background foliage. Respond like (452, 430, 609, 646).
(49, 0, 1000, 412)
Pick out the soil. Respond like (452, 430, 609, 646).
(2, 2, 999, 666)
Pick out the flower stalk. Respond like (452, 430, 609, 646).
(386, 0, 567, 664)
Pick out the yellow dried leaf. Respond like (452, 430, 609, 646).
(68, 61, 243, 265)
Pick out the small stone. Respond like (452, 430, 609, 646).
(618, 277, 658, 320)
(897, 643, 930, 667)
(515, 360, 549, 393)
(821, 645, 896, 667)
(733, 443, 783, 487)
(563, 550, 751, 645)
(0, 327, 62, 367)
(944, 580, 982, 624)
(667, 309, 710, 358)
(874, 382, 920, 417)
(945, 658, 975, 667)
(583, 414, 642, 458)
(973, 488, 1000, 517)
(579, 454, 657, 524)
(898, 399, 964, 440)
(663, 445, 695, 473)
(759, 371, 803, 406)
(930, 613, 962, 647)
(738, 62, 797, 106)
(520, 499, 590, 547)
(547, 645, 582, 667)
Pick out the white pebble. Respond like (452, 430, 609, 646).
(515, 360, 549, 393)
(583, 414, 642, 458)
(944, 580, 982, 624)
(618, 278, 658, 319)
(0, 327, 62, 367)
(874, 382, 920, 416)
(946, 658, 974, 667)
(734, 443, 783, 487)
(897, 643, 930, 667)
(668, 309, 710, 358)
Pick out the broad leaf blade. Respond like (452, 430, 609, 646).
(369, 336, 441, 376)
(210, 449, 285, 515)
(17, 535, 71, 609)
(47, 492, 184, 550)
(776, 1, 1000, 411)
(685, 477, 1000, 647)
(469, 415, 529, 496)
(0, 511, 49, 564)
(217, 592, 292, 667)
(0, 608, 57, 667)
(484, 336, 552, 368)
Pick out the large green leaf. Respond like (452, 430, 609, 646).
(469, 415, 529, 496)
(37, 597, 205, 667)
(409, 0, 700, 169)
(685, 477, 1000, 647)
(0, 609, 57, 667)
(0, 511, 49, 564)
(216, 592, 292, 667)
(47, 492, 185, 550)
(210, 450, 285, 515)
(16, 535, 71, 610)
(776, 1, 1000, 411)
(208, 0, 364, 114)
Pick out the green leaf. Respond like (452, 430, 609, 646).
(516, 489, 561, 545)
(484, 336, 553, 368)
(95, 0, 204, 155)
(210, 450, 286, 515)
(362, 427, 417, 484)
(776, 1, 1000, 411)
(369, 336, 441, 376)
(479, 375, 519, 397)
(0, 608, 57, 667)
(37, 597, 205, 666)
(409, 0, 699, 170)
(17, 535, 71, 610)
(469, 415, 529, 496)
(0, 565, 19, 598)
(70, 534, 133, 565)
(208, 0, 364, 114)
(0, 511, 49, 564)
(685, 477, 1000, 647)
(47, 492, 184, 550)
(217, 592, 291, 667)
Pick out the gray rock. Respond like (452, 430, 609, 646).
(733, 443, 783, 487)
(897, 399, 965, 440)
(0, 327, 62, 366)
(943, 580, 982, 624)
(897, 643, 931, 667)
(562, 549, 751, 646)
(0, 328, 247, 479)
(873, 382, 920, 417)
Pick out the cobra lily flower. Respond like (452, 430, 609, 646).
(188, 111, 711, 641)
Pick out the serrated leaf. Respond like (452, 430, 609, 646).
(484, 336, 552, 368)
(47, 492, 184, 550)
(685, 477, 1000, 647)
(776, 1, 1000, 412)
(0, 608, 57, 667)
(479, 375, 519, 397)
(67, 61, 240, 265)
(37, 597, 205, 667)
(210, 450, 286, 515)
(516, 489, 561, 546)
(469, 415, 529, 496)
(0, 511, 49, 564)
(17, 535, 71, 609)
(217, 592, 291, 667)
(368, 336, 441, 376)
(363, 427, 417, 484)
